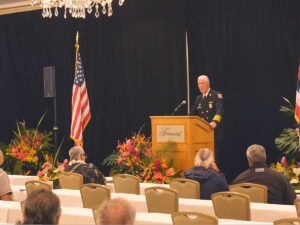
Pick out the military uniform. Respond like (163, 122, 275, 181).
(190, 89, 223, 127)
(190, 89, 224, 164)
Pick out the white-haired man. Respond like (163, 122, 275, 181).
(190, 75, 224, 163)
(232, 144, 296, 205)
(64, 146, 106, 185)
(96, 198, 136, 225)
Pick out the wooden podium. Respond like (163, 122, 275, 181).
(150, 116, 214, 172)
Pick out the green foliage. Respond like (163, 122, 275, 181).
(279, 97, 295, 117)
(275, 128, 299, 163)
(275, 97, 299, 163)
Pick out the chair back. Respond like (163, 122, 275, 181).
(273, 218, 300, 225)
(25, 180, 52, 195)
(294, 199, 300, 217)
(172, 212, 218, 225)
(170, 178, 200, 199)
(93, 207, 101, 225)
(211, 191, 251, 221)
(145, 187, 178, 214)
(80, 183, 111, 209)
(58, 172, 83, 190)
(229, 182, 267, 203)
(20, 201, 25, 216)
(113, 174, 140, 194)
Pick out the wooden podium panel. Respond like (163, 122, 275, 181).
(150, 116, 214, 172)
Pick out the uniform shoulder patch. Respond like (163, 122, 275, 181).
(218, 93, 223, 99)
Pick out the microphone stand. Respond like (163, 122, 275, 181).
(171, 101, 186, 116)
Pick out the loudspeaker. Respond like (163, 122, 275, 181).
(43, 66, 56, 98)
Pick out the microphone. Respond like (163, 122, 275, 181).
(171, 100, 186, 115)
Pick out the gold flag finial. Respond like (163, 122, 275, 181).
(75, 31, 80, 66)
(76, 31, 79, 45)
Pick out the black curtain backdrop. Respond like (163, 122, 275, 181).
(187, 0, 299, 180)
(0, 0, 187, 175)
(0, 0, 299, 182)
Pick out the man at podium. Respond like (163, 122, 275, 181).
(190, 75, 224, 163)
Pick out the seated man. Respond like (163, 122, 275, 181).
(231, 144, 296, 205)
(183, 148, 228, 199)
(0, 150, 12, 201)
(96, 198, 136, 225)
(21, 189, 61, 224)
(64, 146, 106, 185)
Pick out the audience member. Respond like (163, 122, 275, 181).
(183, 148, 228, 199)
(0, 150, 12, 201)
(21, 189, 61, 224)
(64, 146, 106, 184)
(231, 144, 296, 205)
(96, 198, 136, 225)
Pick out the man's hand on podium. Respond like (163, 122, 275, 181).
(210, 121, 217, 129)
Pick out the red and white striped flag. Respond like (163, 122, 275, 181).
(295, 63, 300, 126)
(70, 39, 91, 146)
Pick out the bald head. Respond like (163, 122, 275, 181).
(197, 75, 210, 94)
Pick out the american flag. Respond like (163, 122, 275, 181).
(295, 63, 300, 127)
(70, 52, 91, 146)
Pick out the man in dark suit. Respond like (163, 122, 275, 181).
(231, 144, 296, 205)
(190, 75, 224, 163)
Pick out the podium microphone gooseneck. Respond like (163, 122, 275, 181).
(171, 100, 186, 116)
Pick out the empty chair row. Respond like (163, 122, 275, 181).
(19, 182, 300, 222)
(171, 212, 300, 225)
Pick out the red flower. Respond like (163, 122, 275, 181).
(63, 159, 69, 166)
(154, 159, 161, 171)
(153, 172, 163, 180)
(281, 156, 288, 168)
(126, 139, 134, 150)
(166, 168, 175, 177)
(37, 170, 44, 177)
(117, 158, 123, 165)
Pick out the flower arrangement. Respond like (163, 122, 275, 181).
(2, 117, 53, 175)
(37, 153, 68, 187)
(272, 97, 300, 188)
(271, 158, 300, 187)
(36, 135, 66, 187)
(103, 133, 180, 184)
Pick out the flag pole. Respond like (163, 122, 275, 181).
(75, 31, 79, 66)
(71, 31, 91, 147)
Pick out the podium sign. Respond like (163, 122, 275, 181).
(150, 116, 214, 172)
(156, 125, 185, 143)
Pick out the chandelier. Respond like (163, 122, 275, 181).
(31, 0, 125, 18)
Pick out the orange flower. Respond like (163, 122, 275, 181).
(161, 163, 168, 169)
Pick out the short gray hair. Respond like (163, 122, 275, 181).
(246, 144, 266, 163)
(69, 146, 85, 160)
(194, 148, 214, 169)
(98, 198, 136, 225)
(198, 75, 210, 84)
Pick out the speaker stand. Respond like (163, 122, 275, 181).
(53, 95, 58, 152)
